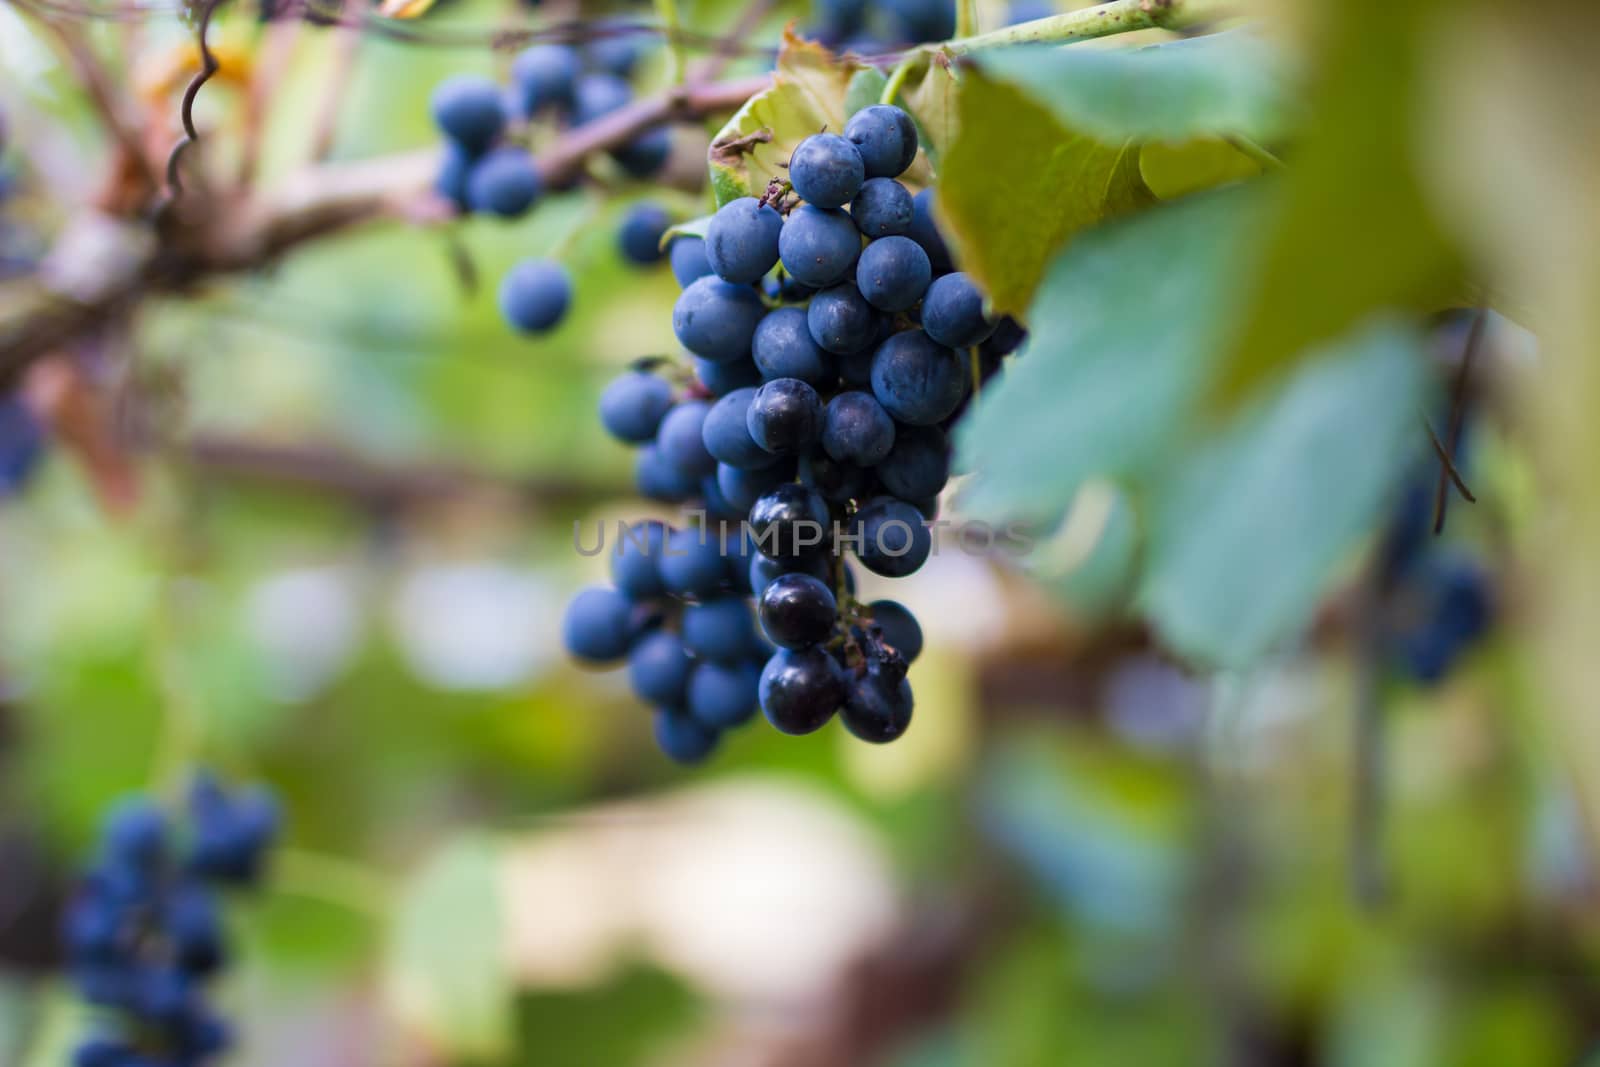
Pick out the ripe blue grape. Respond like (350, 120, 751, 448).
(870, 329, 967, 425)
(705, 197, 784, 284)
(759, 647, 843, 735)
(618, 202, 671, 265)
(717, 460, 795, 512)
(611, 521, 669, 600)
(659, 527, 732, 597)
(657, 400, 718, 478)
(654, 706, 720, 763)
(748, 483, 832, 558)
(853, 496, 932, 577)
(510, 45, 581, 116)
(886, 0, 956, 43)
(749, 550, 832, 599)
(746, 377, 824, 455)
(856, 235, 932, 311)
(907, 188, 954, 274)
(563, 586, 635, 662)
(875, 424, 949, 498)
(812, 454, 876, 504)
(841, 671, 913, 742)
(498, 259, 571, 333)
(850, 177, 914, 237)
(466, 146, 541, 217)
(759, 572, 837, 649)
(635, 443, 699, 501)
(435, 143, 472, 210)
(573, 73, 633, 125)
(599, 371, 674, 443)
(673, 276, 766, 363)
(807, 283, 880, 355)
(754, 307, 835, 386)
(683, 596, 757, 662)
(922, 272, 995, 347)
(844, 105, 919, 178)
(777, 205, 861, 287)
(611, 126, 670, 178)
(865, 599, 923, 662)
(688, 662, 760, 728)
(788, 133, 866, 209)
(670, 236, 713, 287)
(822, 390, 895, 466)
(431, 75, 506, 154)
(629, 630, 692, 704)
(585, 23, 647, 77)
(702, 387, 777, 470)
(694, 355, 762, 396)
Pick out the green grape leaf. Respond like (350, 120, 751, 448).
(708, 32, 862, 207)
(659, 214, 711, 249)
(386, 836, 513, 1062)
(1211, 0, 1462, 407)
(899, 56, 961, 171)
(1139, 139, 1262, 200)
(844, 67, 888, 117)
(1140, 321, 1429, 666)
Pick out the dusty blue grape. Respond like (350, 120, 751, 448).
(759, 572, 837, 649)
(683, 596, 757, 662)
(585, 22, 647, 77)
(922, 272, 995, 347)
(1008, 0, 1054, 23)
(670, 236, 714, 287)
(850, 177, 913, 237)
(705, 197, 784, 284)
(853, 496, 932, 577)
(619, 202, 671, 265)
(498, 259, 571, 333)
(563, 586, 635, 662)
(866, 599, 922, 662)
(759, 647, 843, 735)
(611, 521, 668, 600)
(777, 205, 861, 287)
(599, 371, 673, 443)
(688, 662, 760, 728)
(629, 630, 692, 705)
(870, 329, 966, 425)
(694, 355, 763, 395)
(754, 307, 834, 387)
(807, 284, 879, 356)
(659, 528, 731, 597)
(746, 378, 824, 456)
(673, 276, 766, 362)
(658, 400, 717, 478)
(886, 0, 955, 42)
(103, 800, 167, 869)
(788, 133, 865, 208)
(435, 142, 472, 210)
(822, 390, 896, 466)
(982, 316, 1027, 357)
(431, 75, 505, 154)
(907, 188, 954, 273)
(612, 126, 671, 178)
(572, 73, 632, 125)
(811, 454, 876, 505)
(635, 443, 699, 501)
(654, 707, 720, 763)
(856, 235, 931, 311)
(875, 423, 949, 499)
(700, 472, 743, 520)
(748, 483, 832, 558)
(511, 45, 581, 115)
(702, 387, 778, 470)
(466, 147, 541, 217)
(717, 460, 794, 512)
(844, 105, 919, 178)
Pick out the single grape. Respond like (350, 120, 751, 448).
(511, 45, 581, 116)
(611, 126, 671, 178)
(670, 238, 713, 289)
(856, 235, 932, 311)
(748, 483, 832, 559)
(870, 329, 967, 425)
(688, 662, 760, 728)
(618, 202, 671, 266)
(629, 631, 692, 705)
(572, 73, 633, 125)
(865, 600, 922, 662)
(598, 370, 674, 443)
(585, 23, 647, 78)
(654, 706, 720, 764)
(1007, 0, 1054, 22)
(759, 572, 838, 649)
(811, 454, 877, 505)
(814, 0, 867, 40)
(844, 105, 919, 179)
(659, 527, 733, 598)
(840, 671, 913, 742)
(746, 378, 824, 455)
(777, 205, 861, 288)
(499, 260, 571, 333)
(673, 277, 766, 363)
(907, 188, 954, 274)
(466, 147, 542, 217)
(694, 355, 763, 396)
(753, 307, 835, 387)
(0, 396, 45, 495)
(788, 133, 866, 209)
(853, 496, 932, 577)
(705, 197, 784, 284)
(431, 75, 506, 154)
(657, 400, 718, 479)
(563, 587, 635, 663)
(822, 390, 896, 466)
(717, 460, 796, 512)
(759, 646, 843, 735)
(635, 443, 699, 502)
(921, 272, 996, 348)
(702, 387, 778, 470)
(850, 177, 914, 237)
(886, 0, 955, 43)
(982, 315, 1028, 356)
(611, 521, 669, 600)
(700, 473, 744, 520)
(683, 596, 758, 663)
(875, 424, 950, 499)
(807, 284, 880, 355)
(435, 143, 472, 211)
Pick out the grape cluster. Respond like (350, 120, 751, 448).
(64, 775, 281, 1067)
(563, 104, 1024, 762)
(430, 31, 660, 337)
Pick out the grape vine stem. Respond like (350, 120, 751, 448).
(938, 0, 1238, 53)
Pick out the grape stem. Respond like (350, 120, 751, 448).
(938, 0, 1237, 54)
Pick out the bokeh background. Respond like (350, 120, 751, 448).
(2, 0, 1599, 1064)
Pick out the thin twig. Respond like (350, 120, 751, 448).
(1421, 416, 1477, 504)
(1430, 306, 1487, 534)
(165, 0, 222, 195)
